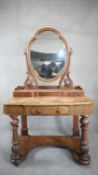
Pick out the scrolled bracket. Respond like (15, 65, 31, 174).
(24, 74, 34, 89)
(64, 72, 73, 88)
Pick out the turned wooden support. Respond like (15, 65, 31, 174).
(21, 115, 28, 136)
(73, 115, 80, 136)
(10, 115, 20, 165)
(80, 115, 90, 164)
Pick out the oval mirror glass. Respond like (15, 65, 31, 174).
(30, 30, 67, 80)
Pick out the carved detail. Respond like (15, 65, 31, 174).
(24, 75, 34, 88)
(11, 142, 20, 165)
(79, 115, 90, 164)
(64, 72, 73, 88)
(10, 115, 21, 165)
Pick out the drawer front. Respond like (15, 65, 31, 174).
(26, 106, 70, 115)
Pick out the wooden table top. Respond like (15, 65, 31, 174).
(4, 96, 94, 106)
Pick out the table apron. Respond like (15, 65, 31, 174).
(4, 104, 93, 116)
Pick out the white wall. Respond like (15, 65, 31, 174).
(0, 0, 98, 132)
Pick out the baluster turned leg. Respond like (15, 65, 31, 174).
(73, 115, 80, 137)
(10, 115, 20, 165)
(21, 115, 28, 136)
(79, 115, 90, 165)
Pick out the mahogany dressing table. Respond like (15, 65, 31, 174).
(3, 27, 94, 165)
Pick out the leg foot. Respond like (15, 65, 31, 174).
(72, 151, 90, 165)
(79, 143, 90, 165)
(11, 142, 21, 166)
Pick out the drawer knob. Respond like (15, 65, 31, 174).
(36, 109, 41, 114)
(56, 109, 60, 114)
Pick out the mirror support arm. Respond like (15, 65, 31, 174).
(59, 48, 73, 88)
(24, 49, 38, 88)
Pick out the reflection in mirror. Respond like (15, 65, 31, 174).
(30, 31, 66, 79)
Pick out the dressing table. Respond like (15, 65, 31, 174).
(3, 27, 94, 165)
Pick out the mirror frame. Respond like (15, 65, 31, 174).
(26, 27, 70, 82)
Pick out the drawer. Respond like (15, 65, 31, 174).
(26, 106, 70, 115)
